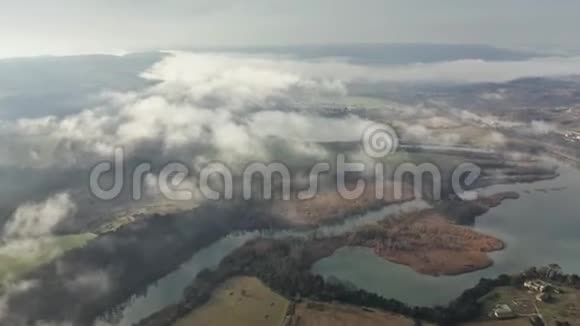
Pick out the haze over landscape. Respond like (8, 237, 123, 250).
(2, 1, 580, 326)
(2, 0, 580, 57)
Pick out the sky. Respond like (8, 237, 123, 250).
(1, 0, 580, 58)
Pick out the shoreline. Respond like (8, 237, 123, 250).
(135, 192, 525, 326)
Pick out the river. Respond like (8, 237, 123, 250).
(96, 200, 429, 326)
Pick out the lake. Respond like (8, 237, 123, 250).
(312, 163, 580, 306)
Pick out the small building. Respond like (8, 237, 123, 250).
(524, 280, 550, 293)
(491, 304, 516, 319)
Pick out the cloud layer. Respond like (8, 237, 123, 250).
(0, 51, 578, 224)
(0, 50, 579, 171)
(0, 52, 365, 168)
(2, 193, 77, 239)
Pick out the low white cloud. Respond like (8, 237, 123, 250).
(154, 52, 580, 84)
(357, 56, 580, 83)
(2, 193, 77, 239)
(482, 131, 507, 147)
(528, 120, 557, 134)
(248, 110, 370, 142)
(1, 51, 579, 170)
(142, 51, 348, 110)
(480, 91, 507, 100)
(0, 52, 354, 168)
(397, 122, 462, 146)
(455, 110, 524, 129)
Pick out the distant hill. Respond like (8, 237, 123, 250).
(194, 43, 541, 65)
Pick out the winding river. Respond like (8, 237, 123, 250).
(96, 200, 429, 326)
(98, 162, 580, 324)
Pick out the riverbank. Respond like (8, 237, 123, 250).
(135, 191, 522, 325)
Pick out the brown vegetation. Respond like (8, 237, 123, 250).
(349, 210, 504, 276)
(270, 182, 415, 226)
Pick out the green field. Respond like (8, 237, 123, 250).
(174, 277, 290, 326)
(478, 286, 536, 317)
(0, 233, 97, 288)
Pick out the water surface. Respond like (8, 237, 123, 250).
(312, 164, 580, 306)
